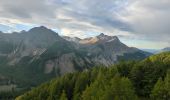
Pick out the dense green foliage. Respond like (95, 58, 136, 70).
(16, 52, 170, 100)
(151, 70, 170, 100)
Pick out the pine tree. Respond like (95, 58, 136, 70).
(82, 68, 109, 100)
(151, 78, 166, 100)
(164, 70, 170, 97)
(73, 72, 89, 100)
(106, 75, 138, 100)
(60, 90, 68, 100)
(151, 70, 170, 100)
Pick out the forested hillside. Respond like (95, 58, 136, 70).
(16, 52, 170, 100)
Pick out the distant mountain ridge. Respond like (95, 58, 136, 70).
(142, 47, 170, 54)
(0, 26, 151, 88)
(161, 47, 170, 52)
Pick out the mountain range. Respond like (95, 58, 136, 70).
(161, 47, 170, 52)
(0, 26, 151, 88)
(142, 47, 170, 54)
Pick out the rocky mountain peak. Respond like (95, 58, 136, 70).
(39, 26, 48, 29)
(28, 26, 58, 36)
(98, 33, 105, 36)
(77, 33, 120, 45)
(30, 26, 48, 31)
(96, 33, 119, 43)
(20, 30, 27, 33)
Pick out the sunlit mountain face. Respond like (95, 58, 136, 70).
(0, 0, 169, 49)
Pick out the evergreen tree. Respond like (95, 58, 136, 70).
(104, 75, 138, 100)
(151, 70, 170, 100)
(73, 72, 89, 100)
(60, 90, 68, 100)
(151, 78, 166, 100)
(164, 70, 170, 97)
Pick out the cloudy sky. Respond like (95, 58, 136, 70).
(0, 0, 170, 49)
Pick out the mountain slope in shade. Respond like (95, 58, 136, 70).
(0, 26, 151, 88)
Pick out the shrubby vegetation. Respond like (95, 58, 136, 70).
(16, 52, 170, 100)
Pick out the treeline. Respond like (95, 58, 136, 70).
(16, 52, 170, 100)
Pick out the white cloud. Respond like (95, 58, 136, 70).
(120, 0, 170, 41)
(0, 0, 170, 48)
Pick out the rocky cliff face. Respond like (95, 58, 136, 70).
(63, 33, 150, 66)
(0, 26, 62, 65)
